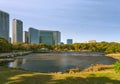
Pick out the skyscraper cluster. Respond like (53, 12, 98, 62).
(0, 10, 61, 45)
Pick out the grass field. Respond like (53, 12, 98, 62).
(106, 53, 120, 57)
(106, 53, 120, 60)
(0, 67, 120, 84)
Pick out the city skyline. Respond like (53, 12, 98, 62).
(0, 0, 120, 43)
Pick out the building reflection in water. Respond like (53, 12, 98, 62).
(8, 58, 26, 68)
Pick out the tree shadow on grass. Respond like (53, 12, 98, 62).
(0, 67, 53, 84)
(6, 73, 52, 84)
(52, 76, 120, 84)
(1, 67, 120, 84)
(2, 72, 120, 84)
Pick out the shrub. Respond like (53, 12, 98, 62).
(64, 68, 81, 73)
(114, 60, 120, 73)
(84, 64, 112, 72)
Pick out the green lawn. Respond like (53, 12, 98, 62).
(0, 67, 120, 84)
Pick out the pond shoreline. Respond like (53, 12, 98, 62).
(7, 52, 117, 73)
(0, 51, 32, 58)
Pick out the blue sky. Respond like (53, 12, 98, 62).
(0, 0, 120, 43)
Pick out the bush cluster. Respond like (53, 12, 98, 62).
(0, 37, 11, 52)
(114, 60, 120, 73)
(84, 64, 112, 72)
(64, 68, 81, 73)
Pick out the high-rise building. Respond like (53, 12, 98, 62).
(12, 19, 23, 43)
(39, 30, 54, 45)
(53, 31, 61, 45)
(23, 31, 29, 43)
(28, 28, 61, 45)
(0, 10, 9, 41)
(29, 27, 39, 44)
(67, 39, 73, 44)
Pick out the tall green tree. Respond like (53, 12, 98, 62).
(0, 37, 11, 52)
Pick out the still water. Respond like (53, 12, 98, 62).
(8, 52, 117, 72)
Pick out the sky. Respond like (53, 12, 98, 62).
(0, 0, 120, 43)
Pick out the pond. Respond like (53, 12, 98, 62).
(8, 52, 117, 72)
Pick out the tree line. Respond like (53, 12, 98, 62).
(1, 37, 120, 53)
(53, 42, 120, 53)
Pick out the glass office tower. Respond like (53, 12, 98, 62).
(0, 10, 9, 41)
(39, 30, 54, 45)
(12, 19, 23, 43)
(28, 28, 61, 45)
(29, 28, 39, 44)
(23, 31, 29, 43)
(67, 39, 73, 44)
(53, 31, 61, 45)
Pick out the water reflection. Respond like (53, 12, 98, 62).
(9, 58, 27, 68)
(8, 53, 117, 72)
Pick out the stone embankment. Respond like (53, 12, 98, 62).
(0, 51, 32, 58)
(0, 51, 32, 65)
(0, 59, 14, 65)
